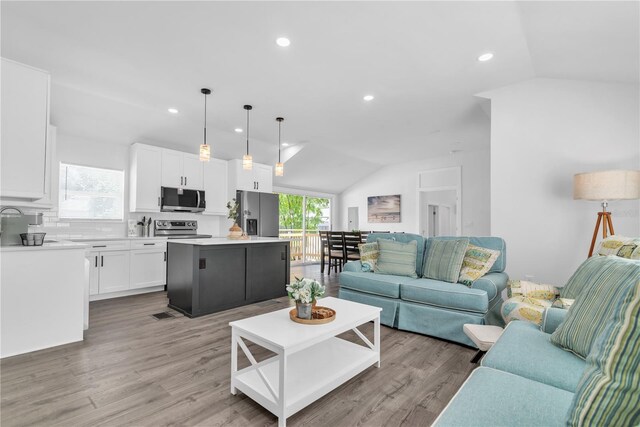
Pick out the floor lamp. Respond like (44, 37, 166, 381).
(574, 170, 640, 257)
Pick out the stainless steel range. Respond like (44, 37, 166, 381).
(154, 220, 212, 239)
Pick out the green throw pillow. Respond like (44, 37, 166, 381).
(550, 256, 640, 359)
(566, 279, 640, 426)
(423, 238, 469, 283)
(458, 244, 500, 286)
(374, 239, 418, 278)
(358, 242, 379, 272)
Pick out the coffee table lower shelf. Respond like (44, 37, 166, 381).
(232, 337, 378, 425)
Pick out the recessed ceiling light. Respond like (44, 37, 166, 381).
(477, 53, 494, 62)
(276, 37, 291, 47)
(363, 95, 374, 101)
(282, 142, 290, 147)
(234, 128, 243, 133)
(167, 108, 179, 114)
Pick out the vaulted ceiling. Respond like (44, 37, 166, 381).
(2, 1, 638, 193)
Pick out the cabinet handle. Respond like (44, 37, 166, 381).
(143, 243, 154, 246)
(101, 256, 104, 267)
(185, 177, 187, 186)
(164, 252, 167, 262)
(95, 256, 98, 267)
(92, 245, 107, 248)
(181, 176, 183, 186)
(158, 196, 161, 206)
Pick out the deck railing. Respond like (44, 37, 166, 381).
(279, 229, 322, 262)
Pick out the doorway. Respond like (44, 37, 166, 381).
(419, 189, 459, 237)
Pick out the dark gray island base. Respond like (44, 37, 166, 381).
(166, 238, 290, 317)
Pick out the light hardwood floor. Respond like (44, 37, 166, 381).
(1, 264, 476, 427)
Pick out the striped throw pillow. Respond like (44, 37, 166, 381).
(550, 256, 640, 359)
(374, 239, 418, 278)
(566, 279, 640, 426)
(423, 238, 469, 283)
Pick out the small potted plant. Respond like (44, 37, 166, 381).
(286, 277, 326, 319)
(226, 199, 243, 239)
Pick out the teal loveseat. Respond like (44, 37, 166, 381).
(338, 233, 508, 347)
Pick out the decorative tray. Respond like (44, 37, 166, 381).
(289, 306, 336, 325)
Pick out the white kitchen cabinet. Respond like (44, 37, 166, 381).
(129, 240, 167, 289)
(161, 149, 203, 190)
(98, 251, 131, 294)
(203, 158, 229, 215)
(130, 247, 166, 289)
(0, 58, 50, 200)
(129, 143, 162, 212)
(86, 252, 100, 296)
(228, 160, 274, 194)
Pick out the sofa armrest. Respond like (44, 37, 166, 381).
(541, 307, 568, 334)
(343, 261, 362, 272)
(471, 272, 509, 301)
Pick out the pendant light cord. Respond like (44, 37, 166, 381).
(246, 109, 250, 155)
(203, 92, 207, 146)
(278, 120, 282, 162)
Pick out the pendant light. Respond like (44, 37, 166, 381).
(199, 88, 211, 162)
(243, 105, 253, 170)
(275, 117, 284, 176)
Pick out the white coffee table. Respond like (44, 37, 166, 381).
(229, 296, 382, 427)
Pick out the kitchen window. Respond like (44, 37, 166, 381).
(58, 163, 124, 220)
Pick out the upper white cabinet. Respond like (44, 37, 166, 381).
(228, 160, 273, 194)
(203, 158, 228, 215)
(130, 143, 227, 215)
(161, 149, 203, 190)
(0, 58, 50, 200)
(130, 143, 162, 213)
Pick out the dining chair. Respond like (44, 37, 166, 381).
(318, 230, 329, 273)
(327, 231, 345, 275)
(343, 231, 362, 263)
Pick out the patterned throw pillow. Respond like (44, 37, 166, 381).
(358, 242, 379, 272)
(596, 235, 640, 259)
(457, 245, 500, 286)
(374, 239, 418, 278)
(566, 280, 640, 426)
(423, 238, 469, 283)
(501, 296, 553, 326)
(507, 280, 559, 300)
(550, 256, 640, 359)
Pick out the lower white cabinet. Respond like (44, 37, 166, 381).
(130, 247, 167, 290)
(84, 239, 167, 297)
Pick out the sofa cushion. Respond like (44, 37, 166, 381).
(458, 244, 501, 286)
(482, 321, 586, 392)
(422, 238, 469, 283)
(567, 280, 640, 426)
(433, 367, 574, 427)
(375, 239, 418, 278)
(426, 236, 507, 273)
(367, 233, 425, 276)
(340, 271, 416, 298)
(400, 278, 488, 313)
(551, 256, 640, 358)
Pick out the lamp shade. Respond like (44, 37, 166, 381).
(573, 170, 640, 201)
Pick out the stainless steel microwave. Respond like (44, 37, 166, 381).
(161, 187, 206, 213)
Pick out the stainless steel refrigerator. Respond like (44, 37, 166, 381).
(236, 191, 279, 237)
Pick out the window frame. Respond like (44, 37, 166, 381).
(58, 161, 126, 222)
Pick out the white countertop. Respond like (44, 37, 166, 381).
(70, 236, 170, 242)
(168, 237, 285, 245)
(0, 241, 89, 252)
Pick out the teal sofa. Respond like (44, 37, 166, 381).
(434, 308, 580, 426)
(338, 233, 508, 347)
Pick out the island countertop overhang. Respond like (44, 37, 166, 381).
(167, 237, 284, 246)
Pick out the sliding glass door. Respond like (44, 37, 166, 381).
(278, 193, 330, 264)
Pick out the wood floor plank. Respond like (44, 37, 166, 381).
(1, 264, 476, 426)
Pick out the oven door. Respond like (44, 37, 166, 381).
(161, 187, 206, 212)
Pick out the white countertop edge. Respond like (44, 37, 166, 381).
(0, 241, 89, 252)
(168, 237, 285, 245)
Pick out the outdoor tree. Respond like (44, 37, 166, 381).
(279, 194, 329, 230)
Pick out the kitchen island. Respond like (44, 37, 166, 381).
(166, 237, 290, 317)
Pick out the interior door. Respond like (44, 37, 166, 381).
(182, 154, 203, 190)
(161, 150, 183, 188)
(348, 207, 359, 230)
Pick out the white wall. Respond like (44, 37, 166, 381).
(35, 133, 222, 238)
(338, 149, 491, 235)
(484, 78, 640, 285)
